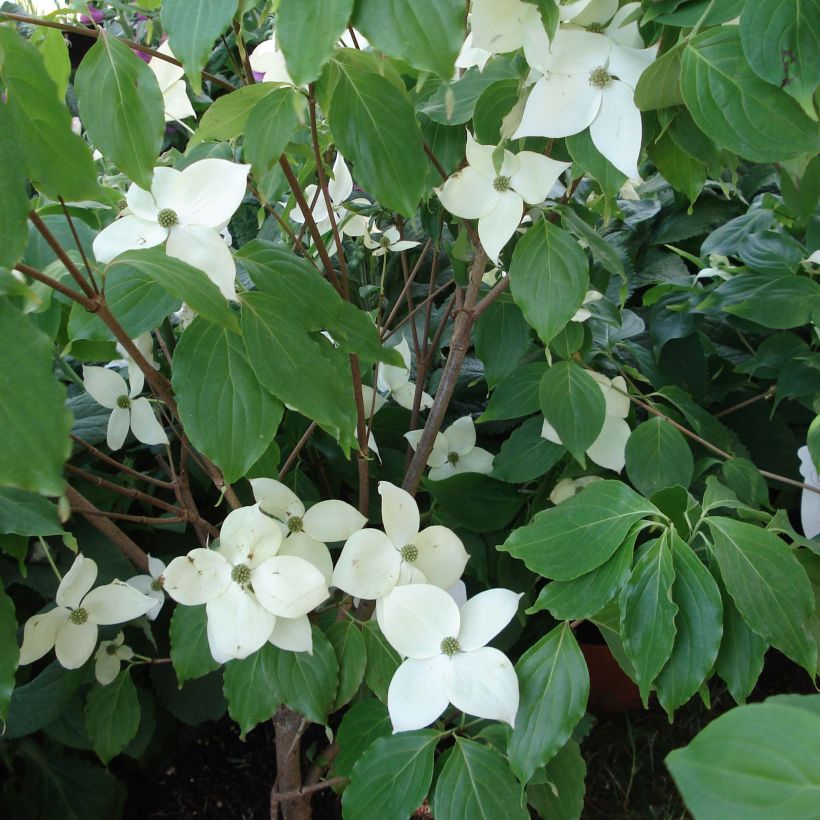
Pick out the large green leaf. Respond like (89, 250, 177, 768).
(161, 0, 239, 94)
(680, 27, 818, 162)
(502, 480, 656, 580)
(666, 702, 820, 819)
(75, 32, 164, 190)
(322, 50, 427, 216)
(635, 41, 686, 110)
(508, 623, 589, 784)
(353, 0, 464, 78)
(424, 473, 524, 533)
(331, 699, 392, 778)
(244, 87, 303, 178)
(0, 301, 72, 495)
(0, 489, 65, 537)
(0, 105, 29, 271)
(222, 643, 282, 737)
(84, 672, 141, 764)
(361, 620, 400, 704)
(491, 416, 565, 484)
(566, 130, 626, 198)
(326, 620, 367, 711)
(539, 362, 605, 465)
(169, 604, 221, 685)
(527, 740, 586, 820)
(172, 318, 282, 483)
(620, 534, 678, 706)
(342, 730, 440, 819)
(509, 220, 589, 346)
(0, 583, 18, 722)
(706, 517, 816, 674)
(278, 0, 353, 85)
(647, 130, 706, 205)
(190, 83, 279, 146)
(479, 361, 546, 422)
(433, 737, 528, 820)
(473, 296, 533, 387)
(625, 418, 694, 496)
(656, 535, 723, 718)
(5, 663, 85, 739)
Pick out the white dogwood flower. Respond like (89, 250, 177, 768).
(549, 475, 602, 505)
(82, 366, 168, 451)
(405, 416, 494, 481)
(541, 372, 630, 471)
(514, 27, 655, 178)
(455, 32, 493, 71)
(333, 482, 469, 600)
(571, 289, 604, 322)
(92, 158, 250, 301)
(19, 554, 156, 670)
(436, 132, 569, 263)
(114, 332, 159, 398)
(94, 632, 134, 685)
(469, 0, 545, 55)
(249, 34, 294, 85)
(163, 505, 329, 661)
(148, 42, 196, 124)
(127, 554, 166, 621)
(380, 584, 521, 732)
(798, 446, 820, 539)
(376, 337, 434, 411)
(363, 225, 420, 257)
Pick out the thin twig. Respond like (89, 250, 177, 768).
(71, 434, 175, 488)
(65, 464, 183, 514)
(714, 387, 776, 418)
(272, 777, 348, 804)
(58, 197, 98, 292)
(279, 423, 318, 481)
(70, 508, 187, 525)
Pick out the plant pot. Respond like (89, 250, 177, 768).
(581, 643, 642, 715)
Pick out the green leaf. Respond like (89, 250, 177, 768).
(523, 0, 560, 39)
(0, 488, 64, 536)
(241, 291, 357, 446)
(190, 83, 279, 146)
(322, 50, 427, 216)
(555, 204, 625, 280)
(244, 87, 303, 178)
(479, 361, 546, 422)
(342, 730, 440, 820)
(0, 105, 29, 271)
(274, 627, 339, 724)
(107, 247, 239, 333)
(666, 702, 820, 819)
(809, 415, 820, 473)
(680, 27, 819, 163)
(473, 79, 521, 144)
(740, 0, 820, 117)
(625, 418, 694, 496)
(528, 527, 638, 620)
(75, 32, 164, 190)
(326, 620, 366, 711)
(539, 362, 605, 466)
(648, 130, 706, 205)
(169, 604, 221, 685)
(362, 620, 400, 703)
(84, 672, 141, 764)
(0, 28, 103, 202)
(720, 458, 769, 508)
(527, 740, 586, 820)
(0, 583, 18, 722)
(353, 0, 463, 78)
(172, 318, 283, 483)
(31, 25, 71, 101)
(0, 301, 72, 495)
(635, 41, 685, 110)
(473, 296, 533, 387)
(509, 220, 589, 346)
(223, 643, 282, 737)
(655, 534, 723, 719)
(620, 533, 678, 706)
(433, 737, 528, 820)
(566, 130, 627, 198)
(502, 480, 656, 580)
(706, 517, 817, 674)
(491, 416, 565, 484)
(508, 623, 589, 784)
(331, 699, 392, 778)
(5, 662, 85, 739)
(161, 0, 239, 94)
(424, 473, 525, 533)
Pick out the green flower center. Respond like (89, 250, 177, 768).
(493, 175, 511, 192)
(400, 544, 419, 563)
(106, 643, 119, 656)
(157, 208, 179, 228)
(440, 636, 461, 656)
(231, 564, 252, 585)
(379, 235, 392, 248)
(447, 451, 460, 465)
(116, 394, 131, 409)
(69, 607, 89, 625)
(586, 22, 604, 33)
(589, 66, 613, 89)
(287, 516, 304, 533)
(150, 578, 164, 592)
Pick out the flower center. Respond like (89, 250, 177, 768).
(150, 577, 164, 592)
(231, 564, 252, 585)
(589, 66, 613, 89)
(379, 235, 391, 248)
(447, 451, 460, 465)
(69, 607, 89, 625)
(400, 544, 419, 563)
(116, 394, 131, 409)
(440, 636, 461, 656)
(287, 516, 303, 533)
(493, 175, 511, 192)
(157, 208, 179, 228)
(586, 22, 604, 33)
(106, 643, 119, 656)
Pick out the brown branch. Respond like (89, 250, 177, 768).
(29, 211, 97, 300)
(279, 423, 318, 481)
(71, 434, 174, 488)
(70, 507, 187, 526)
(64, 464, 183, 514)
(272, 777, 348, 804)
(714, 386, 776, 418)
(58, 197, 98, 293)
(14, 262, 94, 308)
(380, 239, 433, 334)
(380, 279, 456, 342)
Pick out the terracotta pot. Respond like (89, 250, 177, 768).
(581, 643, 642, 715)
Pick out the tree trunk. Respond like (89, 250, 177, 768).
(270, 708, 311, 820)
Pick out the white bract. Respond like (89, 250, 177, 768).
(571, 289, 604, 322)
(114, 332, 159, 398)
(542, 372, 630, 471)
(361, 384, 387, 459)
(94, 632, 134, 685)
(249, 34, 294, 85)
(455, 32, 492, 71)
(549, 475, 602, 505)
(163, 505, 329, 661)
(363, 225, 420, 257)
(19, 554, 156, 670)
(469, 0, 544, 56)
(436, 132, 569, 263)
(380, 584, 521, 732)
(148, 42, 196, 124)
(376, 337, 434, 411)
(405, 416, 494, 481)
(127, 554, 167, 621)
(798, 446, 820, 539)
(514, 26, 656, 179)
(332, 482, 469, 600)
(92, 158, 250, 301)
(82, 365, 168, 451)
